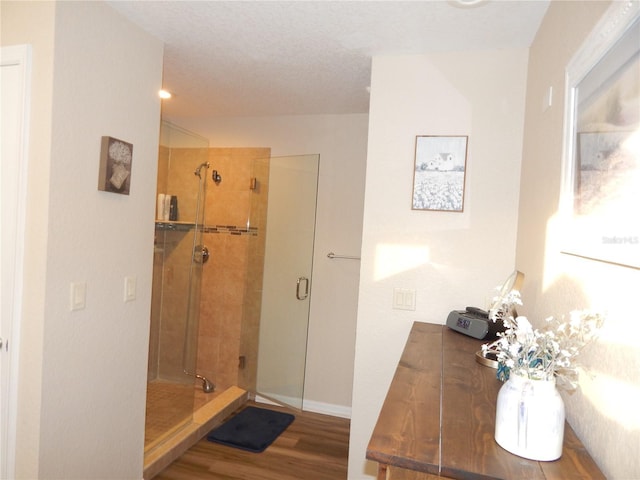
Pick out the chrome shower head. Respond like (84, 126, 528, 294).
(194, 162, 210, 178)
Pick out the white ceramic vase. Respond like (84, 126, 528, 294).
(494, 372, 565, 461)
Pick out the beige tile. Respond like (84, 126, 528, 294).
(143, 386, 247, 480)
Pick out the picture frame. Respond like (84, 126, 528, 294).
(560, 4, 639, 269)
(98, 136, 133, 195)
(412, 135, 468, 212)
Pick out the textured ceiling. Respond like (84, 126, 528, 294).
(109, 1, 550, 118)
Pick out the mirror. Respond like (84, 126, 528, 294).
(488, 270, 524, 320)
(560, 3, 640, 268)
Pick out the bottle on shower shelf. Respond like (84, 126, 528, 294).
(169, 195, 178, 221)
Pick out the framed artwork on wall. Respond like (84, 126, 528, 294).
(98, 136, 133, 195)
(412, 135, 468, 212)
(561, 3, 639, 269)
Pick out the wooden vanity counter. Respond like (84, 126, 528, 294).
(366, 322, 605, 479)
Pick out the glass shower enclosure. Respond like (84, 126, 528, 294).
(145, 121, 210, 450)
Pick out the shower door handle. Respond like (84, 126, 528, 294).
(296, 276, 309, 300)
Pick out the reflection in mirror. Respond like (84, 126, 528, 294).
(488, 270, 524, 320)
(562, 5, 640, 268)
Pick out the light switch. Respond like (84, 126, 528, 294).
(70, 282, 86, 311)
(392, 288, 416, 311)
(124, 276, 137, 302)
(543, 86, 553, 111)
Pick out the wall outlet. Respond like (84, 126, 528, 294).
(393, 288, 416, 311)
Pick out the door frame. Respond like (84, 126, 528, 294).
(0, 44, 32, 478)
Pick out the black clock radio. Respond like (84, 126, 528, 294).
(446, 307, 504, 340)
(446, 270, 524, 340)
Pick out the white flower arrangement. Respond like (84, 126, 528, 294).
(482, 292, 604, 390)
(109, 140, 132, 166)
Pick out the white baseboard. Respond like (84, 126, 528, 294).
(254, 394, 281, 406)
(302, 399, 351, 419)
(254, 394, 351, 419)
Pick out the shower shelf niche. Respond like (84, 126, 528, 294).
(155, 221, 197, 232)
(155, 221, 259, 236)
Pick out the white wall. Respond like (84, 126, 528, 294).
(349, 50, 528, 478)
(2, 2, 164, 478)
(171, 114, 368, 415)
(517, 1, 640, 478)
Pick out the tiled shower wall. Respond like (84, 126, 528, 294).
(197, 148, 270, 392)
(150, 146, 270, 393)
(149, 145, 211, 383)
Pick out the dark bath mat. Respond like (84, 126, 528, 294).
(206, 406, 295, 453)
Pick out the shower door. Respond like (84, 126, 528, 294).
(256, 154, 319, 410)
(146, 121, 209, 450)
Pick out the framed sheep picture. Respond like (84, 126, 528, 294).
(412, 135, 468, 212)
(98, 136, 133, 195)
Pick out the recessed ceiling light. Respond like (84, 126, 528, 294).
(158, 89, 172, 99)
(450, 0, 487, 7)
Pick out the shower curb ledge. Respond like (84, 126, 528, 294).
(143, 386, 248, 480)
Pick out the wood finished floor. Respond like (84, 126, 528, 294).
(153, 402, 350, 480)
